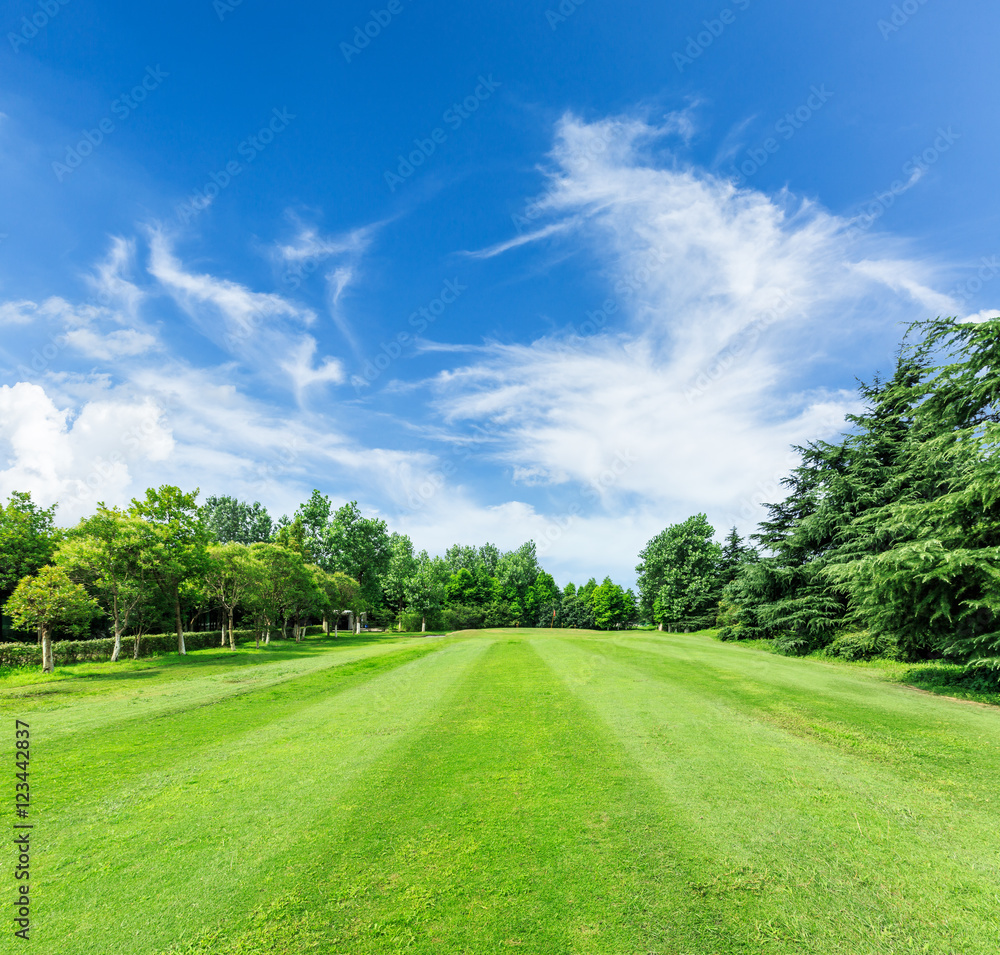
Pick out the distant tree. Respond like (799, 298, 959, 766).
(383, 532, 417, 628)
(5, 566, 101, 672)
(444, 544, 481, 574)
(57, 506, 151, 661)
(203, 544, 259, 650)
(326, 502, 391, 626)
(718, 527, 757, 587)
(526, 571, 561, 627)
(201, 496, 274, 545)
(294, 489, 333, 566)
(478, 542, 501, 576)
(638, 515, 722, 631)
(560, 591, 596, 629)
(591, 577, 635, 630)
(130, 486, 211, 655)
(273, 516, 312, 559)
(406, 552, 449, 632)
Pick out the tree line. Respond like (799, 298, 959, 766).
(636, 317, 1000, 681)
(0, 487, 638, 672)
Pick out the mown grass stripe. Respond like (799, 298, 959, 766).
(534, 634, 1000, 954)
(33, 638, 487, 955)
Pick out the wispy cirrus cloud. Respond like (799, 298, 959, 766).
(427, 112, 970, 551)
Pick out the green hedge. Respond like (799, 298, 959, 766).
(0, 624, 329, 668)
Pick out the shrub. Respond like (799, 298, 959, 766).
(824, 629, 899, 661)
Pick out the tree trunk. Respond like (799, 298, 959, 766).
(657, 622, 663, 632)
(174, 586, 186, 655)
(421, 615, 426, 633)
(334, 612, 339, 638)
(356, 612, 362, 634)
(295, 615, 301, 643)
(40, 623, 53, 673)
(228, 609, 236, 650)
(110, 593, 123, 662)
(322, 613, 328, 634)
(282, 616, 289, 639)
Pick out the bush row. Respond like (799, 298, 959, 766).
(0, 624, 330, 668)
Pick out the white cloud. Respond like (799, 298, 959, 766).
(62, 327, 158, 360)
(148, 229, 349, 397)
(424, 111, 963, 574)
(0, 382, 174, 521)
(276, 223, 376, 263)
(0, 301, 37, 325)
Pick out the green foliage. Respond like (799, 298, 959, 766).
(591, 577, 636, 630)
(0, 491, 58, 605)
(201, 495, 274, 544)
(5, 564, 102, 636)
(130, 486, 212, 650)
(824, 630, 898, 662)
(58, 506, 153, 657)
(638, 514, 722, 630)
(325, 501, 391, 607)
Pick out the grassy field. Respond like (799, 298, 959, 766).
(3, 629, 999, 954)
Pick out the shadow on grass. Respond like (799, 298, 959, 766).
(0, 632, 432, 689)
(904, 663, 1000, 705)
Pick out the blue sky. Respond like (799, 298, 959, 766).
(1, 0, 998, 586)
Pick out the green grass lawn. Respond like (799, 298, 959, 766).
(4, 628, 999, 953)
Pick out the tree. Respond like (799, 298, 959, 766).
(637, 515, 722, 631)
(526, 571, 561, 627)
(406, 552, 448, 632)
(591, 577, 635, 630)
(5, 566, 101, 672)
(825, 317, 1000, 664)
(383, 532, 417, 629)
(0, 492, 58, 637)
(203, 544, 258, 650)
(321, 571, 361, 637)
(57, 506, 151, 662)
(246, 543, 316, 643)
(489, 542, 540, 626)
(560, 589, 596, 629)
(201, 496, 274, 544)
(326, 502, 390, 627)
(718, 527, 756, 588)
(130, 486, 211, 656)
(294, 489, 333, 566)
